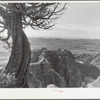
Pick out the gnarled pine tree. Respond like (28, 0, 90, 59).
(0, 3, 66, 87)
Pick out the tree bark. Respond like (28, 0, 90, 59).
(5, 4, 31, 87)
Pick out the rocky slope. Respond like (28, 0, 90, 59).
(87, 76, 100, 87)
(75, 52, 100, 69)
(89, 53, 100, 69)
(75, 53, 93, 64)
(28, 48, 100, 88)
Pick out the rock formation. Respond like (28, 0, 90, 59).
(89, 53, 100, 69)
(75, 52, 100, 69)
(75, 53, 93, 64)
(47, 84, 58, 88)
(29, 48, 84, 87)
(28, 51, 66, 88)
(87, 76, 100, 87)
(28, 48, 100, 88)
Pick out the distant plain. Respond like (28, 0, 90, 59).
(1, 38, 100, 67)
(29, 38, 100, 55)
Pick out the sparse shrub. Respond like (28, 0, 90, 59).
(0, 69, 17, 88)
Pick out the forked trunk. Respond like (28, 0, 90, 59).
(6, 4, 31, 87)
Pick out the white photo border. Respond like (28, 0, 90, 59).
(0, 1, 100, 99)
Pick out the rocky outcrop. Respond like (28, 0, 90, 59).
(76, 62, 100, 79)
(89, 53, 100, 69)
(28, 48, 100, 88)
(75, 53, 100, 78)
(29, 48, 84, 87)
(75, 53, 93, 64)
(75, 53, 100, 69)
(47, 84, 58, 88)
(83, 76, 95, 85)
(87, 76, 100, 87)
(28, 53, 66, 88)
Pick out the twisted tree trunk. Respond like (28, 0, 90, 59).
(6, 4, 31, 87)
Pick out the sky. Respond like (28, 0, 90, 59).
(24, 2, 100, 39)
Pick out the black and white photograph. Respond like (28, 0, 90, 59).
(0, 1, 100, 89)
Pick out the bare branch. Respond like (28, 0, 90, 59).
(0, 28, 5, 33)
(21, 3, 67, 30)
(0, 3, 67, 43)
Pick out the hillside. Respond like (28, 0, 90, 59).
(75, 53, 93, 64)
(75, 52, 100, 69)
(0, 38, 100, 87)
(89, 53, 100, 69)
(28, 48, 100, 87)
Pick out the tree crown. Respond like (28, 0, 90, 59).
(0, 3, 66, 44)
